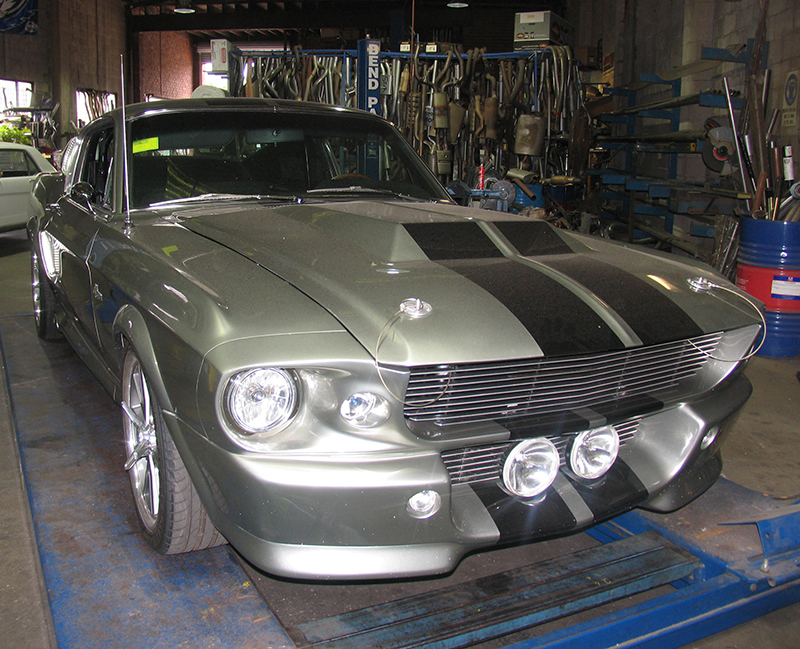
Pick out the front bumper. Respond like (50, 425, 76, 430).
(176, 372, 752, 580)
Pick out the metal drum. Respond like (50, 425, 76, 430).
(736, 218, 800, 357)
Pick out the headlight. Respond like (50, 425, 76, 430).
(569, 426, 619, 480)
(502, 438, 560, 498)
(224, 368, 298, 440)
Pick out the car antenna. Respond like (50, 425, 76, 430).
(120, 54, 134, 235)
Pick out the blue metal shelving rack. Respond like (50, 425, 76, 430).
(592, 44, 760, 250)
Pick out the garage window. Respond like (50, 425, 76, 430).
(0, 79, 33, 110)
(76, 89, 117, 128)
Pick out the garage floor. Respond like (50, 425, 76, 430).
(2, 228, 799, 649)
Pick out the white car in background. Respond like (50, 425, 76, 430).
(0, 141, 55, 232)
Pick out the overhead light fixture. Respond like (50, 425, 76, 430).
(174, 1, 195, 13)
(447, 1, 469, 7)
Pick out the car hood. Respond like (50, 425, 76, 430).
(179, 199, 758, 366)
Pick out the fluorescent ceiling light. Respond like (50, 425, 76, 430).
(447, 2, 469, 7)
(174, 2, 195, 13)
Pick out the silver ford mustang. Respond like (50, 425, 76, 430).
(29, 98, 762, 580)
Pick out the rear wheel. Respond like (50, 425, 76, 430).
(121, 348, 225, 553)
(31, 248, 61, 340)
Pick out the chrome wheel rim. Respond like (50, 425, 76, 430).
(31, 251, 42, 329)
(122, 355, 160, 531)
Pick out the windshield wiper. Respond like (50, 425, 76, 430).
(149, 193, 298, 206)
(304, 186, 424, 201)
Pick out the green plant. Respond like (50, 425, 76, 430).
(0, 124, 32, 144)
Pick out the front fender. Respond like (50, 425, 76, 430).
(113, 304, 174, 414)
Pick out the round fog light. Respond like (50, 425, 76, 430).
(701, 426, 719, 450)
(569, 426, 619, 480)
(502, 438, 560, 498)
(340, 392, 390, 427)
(406, 490, 441, 519)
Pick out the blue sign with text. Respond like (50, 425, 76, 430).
(357, 39, 381, 115)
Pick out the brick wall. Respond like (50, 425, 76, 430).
(138, 32, 195, 101)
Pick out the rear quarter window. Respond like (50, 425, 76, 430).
(0, 149, 39, 177)
(59, 137, 82, 182)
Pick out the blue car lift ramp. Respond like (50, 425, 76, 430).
(4, 311, 800, 649)
(278, 481, 800, 649)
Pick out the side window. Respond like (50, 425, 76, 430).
(79, 127, 115, 208)
(0, 149, 38, 178)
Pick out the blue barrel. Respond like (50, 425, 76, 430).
(736, 218, 800, 357)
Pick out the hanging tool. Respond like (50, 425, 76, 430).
(515, 113, 546, 162)
(702, 117, 736, 174)
(431, 52, 455, 180)
(723, 76, 752, 207)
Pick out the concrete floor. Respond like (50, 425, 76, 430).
(1, 227, 799, 649)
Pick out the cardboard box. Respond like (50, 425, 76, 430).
(210, 39, 232, 74)
(574, 46, 598, 69)
(514, 11, 574, 51)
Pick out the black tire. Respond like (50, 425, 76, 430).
(121, 348, 225, 553)
(31, 248, 61, 341)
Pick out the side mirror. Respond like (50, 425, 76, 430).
(69, 181, 104, 218)
(70, 181, 95, 205)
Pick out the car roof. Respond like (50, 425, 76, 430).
(102, 97, 381, 123)
(0, 141, 43, 152)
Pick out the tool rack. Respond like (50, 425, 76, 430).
(590, 44, 760, 266)
(226, 44, 587, 211)
(224, 41, 776, 246)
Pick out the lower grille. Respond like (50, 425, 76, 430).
(442, 418, 640, 486)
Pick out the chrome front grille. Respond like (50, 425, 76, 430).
(403, 333, 721, 428)
(442, 418, 641, 486)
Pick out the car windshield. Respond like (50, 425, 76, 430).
(129, 109, 449, 208)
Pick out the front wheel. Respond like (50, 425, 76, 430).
(121, 348, 225, 553)
(31, 248, 61, 341)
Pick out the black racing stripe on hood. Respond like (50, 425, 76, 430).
(440, 258, 625, 356)
(403, 222, 504, 260)
(494, 221, 574, 256)
(544, 256, 704, 344)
